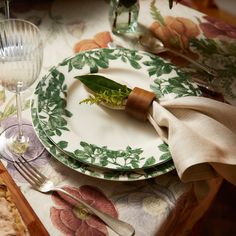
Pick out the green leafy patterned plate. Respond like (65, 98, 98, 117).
(31, 99, 176, 181)
(34, 48, 200, 170)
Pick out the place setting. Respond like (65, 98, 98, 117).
(31, 44, 236, 185)
(1, 0, 236, 235)
(25, 0, 236, 183)
(31, 47, 185, 181)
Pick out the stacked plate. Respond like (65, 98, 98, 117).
(31, 48, 200, 181)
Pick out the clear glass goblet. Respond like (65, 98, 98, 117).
(0, 18, 44, 161)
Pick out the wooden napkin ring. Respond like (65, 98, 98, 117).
(125, 87, 156, 121)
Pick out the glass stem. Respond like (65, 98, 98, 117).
(16, 85, 24, 141)
(113, 11, 117, 29)
(128, 11, 131, 25)
(4, 0, 10, 19)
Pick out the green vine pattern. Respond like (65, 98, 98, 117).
(72, 141, 156, 170)
(60, 48, 142, 73)
(32, 104, 175, 180)
(35, 68, 72, 137)
(158, 143, 171, 160)
(143, 54, 201, 98)
(36, 48, 198, 169)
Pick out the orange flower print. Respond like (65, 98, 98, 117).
(74, 39, 100, 53)
(150, 16, 200, 51)
(74, 32, 113, 53)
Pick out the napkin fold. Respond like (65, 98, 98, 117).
(148, 96, 236, 185)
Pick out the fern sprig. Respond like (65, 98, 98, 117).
(80, 88, 130, 107)
(150, 0, 165, 26)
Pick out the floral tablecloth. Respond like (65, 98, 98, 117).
(1, 0, 236, 235)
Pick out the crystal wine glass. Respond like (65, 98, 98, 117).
(0, 18, 44, 161)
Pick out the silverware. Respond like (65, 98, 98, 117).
(139, 34, 218, 77)
(14, 155, 135, 236)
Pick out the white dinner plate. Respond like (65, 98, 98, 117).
(34, 48, 200, 170)
(31, 98, 176, 181)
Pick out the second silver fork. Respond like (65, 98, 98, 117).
(14, 155, 135, 236)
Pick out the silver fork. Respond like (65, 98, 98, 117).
(13, 155, 135, 236)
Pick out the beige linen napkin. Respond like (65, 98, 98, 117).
(147, 96, 236, 185)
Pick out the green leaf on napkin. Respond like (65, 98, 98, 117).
(75, 74, 132, 106)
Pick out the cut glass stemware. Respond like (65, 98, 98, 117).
(0, 18, 44, 162)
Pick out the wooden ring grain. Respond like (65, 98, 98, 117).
(125, 87, 156, 121)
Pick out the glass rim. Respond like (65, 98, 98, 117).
(0, 18, 43, 58)
(0, 18, 41, 32)
(0, 18, 43, 43)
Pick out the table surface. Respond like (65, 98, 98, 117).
(0, 0, 236, 235)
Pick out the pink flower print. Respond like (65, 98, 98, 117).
(50, 185, 118, 236)
(200, 16, 236, 39)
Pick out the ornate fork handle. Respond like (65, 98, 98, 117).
(52, 187, 135, 236)
(13, 155, 135, 236)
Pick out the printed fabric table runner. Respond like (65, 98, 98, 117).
(0, 0, 236, 235)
